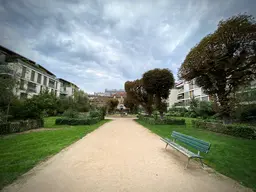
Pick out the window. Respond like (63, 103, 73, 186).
(43, 76, 47, 86)
(21, 66, 26, 78)
(55, 82, 58, 89)
(189, 90, 194, 98)
(37, 73, 42, 84)
(20, 93, 27, 99)
(40, 85, 43, 93)
(20, 79, 25, 90)
(49, 79, 55, 88)
(30, 70, 35, 81)
(27, 82, 37, 92)
(202, 96, 209, 101)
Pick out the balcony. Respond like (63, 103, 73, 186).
(27, 87, 36, 93)
(60, 88, 68, 94)
(178, 88, 184, 93)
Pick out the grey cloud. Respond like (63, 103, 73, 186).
(1, 0, 256, 92)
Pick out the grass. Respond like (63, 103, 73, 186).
(0, 117, 110, 190)
(136, 118, 256, 191)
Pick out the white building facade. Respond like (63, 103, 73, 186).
(168, 80, 210, 109)
(0, 45, 78, 99)
(58, 78, 79, 98)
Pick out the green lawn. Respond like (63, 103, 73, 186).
(0, 117, 110, 190)
(136, 118, 256, 191)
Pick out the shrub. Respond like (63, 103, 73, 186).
(55, 117, 101, 125)
(0, 119, 43, 135)
(63, 109, 79, 118)
(138, 115, 185, 125)
(192, 120, 256, 139)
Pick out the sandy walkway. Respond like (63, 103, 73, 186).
(2, 118, 251, 192)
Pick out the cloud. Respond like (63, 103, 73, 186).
(0, 0, 255, 92)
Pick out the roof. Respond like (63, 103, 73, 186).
(0, 45, 56, 77)
(58, 78, 78, 88)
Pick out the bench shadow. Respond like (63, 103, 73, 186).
(160, 147, 205, 171)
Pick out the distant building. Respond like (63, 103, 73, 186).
(104, 89, 125, 96)
(88, 95, 111, 107)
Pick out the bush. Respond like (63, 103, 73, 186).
(192, 120, 256, 139)
(63, 109, 79, 118)
(0, 119, 43, 135)
(138, 115, 185, 125)
(55, 117, 101, 125)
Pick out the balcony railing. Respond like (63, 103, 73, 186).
(27, 87, 36, 93)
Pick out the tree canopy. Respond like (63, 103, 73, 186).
(179, 14, 256, 119)
(125, 79, 153, 115)
(142, 68, 174, 115)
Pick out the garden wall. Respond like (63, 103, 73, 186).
(0, 119, 44, 135)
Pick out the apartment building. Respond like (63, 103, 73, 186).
(0, 45, 79, 99)
(58, 78, 79, 98)
(168, 80, 210, 108)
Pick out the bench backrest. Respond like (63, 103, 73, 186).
(171, 131, 211, 153)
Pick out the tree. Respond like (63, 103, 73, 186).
(124, 96, 138, 114)
(73, 90, 90, 112)
(107, 98, 119, 113)
(125, 79, 153, 115)
(0, 63, 19, 122)
(179, 14, 256, 122)
(142, 68, 174, 116)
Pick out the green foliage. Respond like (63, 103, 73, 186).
(107, 98, 119, 113)
(142, 68, 174, 115)
(0, 119, 43, 135)
(167, 107, 188, 117)
(55, 117, 101, 125)
(179, 14, 256, 119)
(138, 115, 185, 125)
(62, 109, 79, 118)
(192, 120, 256, 139)
(73, 90, 90, 112)
(123, 97, 138, 114)
(125, 79, 153, 115)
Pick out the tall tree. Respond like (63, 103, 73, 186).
(107, 98, 119, 113)
(0, 63, 19, 122)
(179, 14, 256, 122)
(142, 68, 174, 116)
(125, 79, 153, 115)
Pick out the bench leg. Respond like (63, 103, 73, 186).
(185, 158, 191, 169)
(199, 158, 204, 168)
(165, 143, 168, 149)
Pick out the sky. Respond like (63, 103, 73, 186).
(0, 0, 255, 93)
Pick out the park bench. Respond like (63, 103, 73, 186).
(161, 131, 211, 168)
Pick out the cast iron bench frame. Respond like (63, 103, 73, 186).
(161, 131, 211, 168)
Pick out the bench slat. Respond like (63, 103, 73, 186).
(161, 138, 201, 158)
(171, 131, 211, 153)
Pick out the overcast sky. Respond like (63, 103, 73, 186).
(1, 0, 255, 93)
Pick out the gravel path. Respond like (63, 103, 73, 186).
(2, 118, 251, 192)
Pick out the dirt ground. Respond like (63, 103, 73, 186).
(2, 118, 252, 192)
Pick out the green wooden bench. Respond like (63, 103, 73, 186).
(161, 131, 211, 168)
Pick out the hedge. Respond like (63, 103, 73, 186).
(192, 120, 256, 139)
(55, 117, 102, 125)
(0, 119, 44, 135)
(138, 115, 186, 125)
